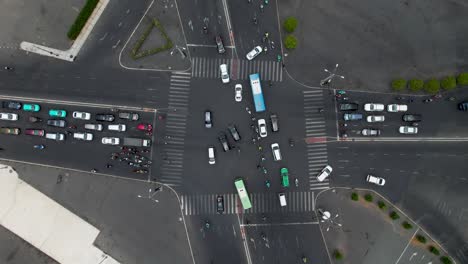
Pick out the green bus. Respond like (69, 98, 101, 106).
(281, 168, 290, 187)
(234, 178, 252, 210)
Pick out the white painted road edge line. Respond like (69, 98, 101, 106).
(394, 227, 420, 264)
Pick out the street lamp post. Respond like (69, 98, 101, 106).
(137, 185, 162, 204)
(320, 64, 345, 94)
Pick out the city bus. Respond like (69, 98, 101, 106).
(234, 178, 252, 210)
(249, 73, 266, 112)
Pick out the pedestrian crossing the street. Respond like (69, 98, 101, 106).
(303, 90, 330, 191)
(159, 72, 191, 186)
(191, 57, 283, 82)
(181, 191, 315, 215)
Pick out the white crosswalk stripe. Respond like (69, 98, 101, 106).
(191, 57, 283, 82)
(181, 191, 315, 215)
(303, 90, 329, 190)
(159, 72, 191, 186)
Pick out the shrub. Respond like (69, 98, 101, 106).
(283, 17, 298, 33)
(457, 73, 468, 86)
(428, 245, 440, 255)
(402, 221, 412, 229)
(440, 256, 453, 264)
(351, 192, 358, 201)
(131, 18, 173, 60)
(333, 250, 344, 260)
(441, 76, 457, 90)
(364, 194, 373, 202)
(377, 201, 386, 210)
(67, 0, 100, 40)
(284, 35, 298, 50)
(391, 79, 407, 91)
(416, 234, 427, 244)
(408, 79, 424, 92)
(424, 79, 440, 94)
(389, 211, 400, 220)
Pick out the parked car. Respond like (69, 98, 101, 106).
(215, 36, 225, 54)
(402, 114, 422, 122)
(339, 103, 359, 111)
(343, 113, 363, 121)
(361, 128, 381, 136)
(219, 64, 230, 83)
(366, 175, 386, 186)
(235, 84, 242, 102)
(72, 111, 91, 120)
(317, 165, 333, 182)
(22, 104, 40, 112)
(2, 101, 21, 110)
(0, 113, 18, 121)
(208, 146, 216, 165)
(387, 104, 408, 112)
(218, 133, 230, 152)
(49, 109, 67, 118)
(458, 102, 468, 111)
(95, 114, 115, 122)
(399, 126, 418, 134)
(73, 132, 93, 141)
(366, 115, 385, 123)
(228, 124, 241, 141)
(216, 195, 224, 214)
(205, 111, 212, 128)
(137, 123, 153, 132)
(364, 103, 385, 112)
(108, 124, 126, 132)
(25, 129, 44, 136)
(84, 124, 103, 131)
(45, 132, 65, 141)
(246, 46, 263, 60)
(271, 143, 282, 161)
(258, 119, 267, 138)
(118, 112, 139, 121)
(47, 119, 66, 128)
(0, 127, 20, 135)
(101, 137, 120, 145)
(270, 114, 279, 132)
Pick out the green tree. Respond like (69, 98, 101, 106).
(428, 245, 440, 255)
(333, 250, 344, 260)
(284, 35, 298, 50)
(390, 211, 400, 220)
(402, 221, 413, 229)
(391, 79, 407, 91)
(441, 76, 456, 90)
(377, 201, 386, 210)
(351, 192, 358, 201)
(283, 17, 298, 33)
(440, 256, 453, 264)
(424, 79, 440, 94)
(416, 234, 427, 243)
(364, 194, 373, 202)
(409, 79, 424, 92)
(457, 73, 468, 86)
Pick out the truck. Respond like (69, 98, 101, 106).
(123, 137, 151, 147)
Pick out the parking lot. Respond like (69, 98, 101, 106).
(0, 97, 156, 180)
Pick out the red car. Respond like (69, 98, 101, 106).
(137, 123, 153, 132)
(25, 129, 45, 136)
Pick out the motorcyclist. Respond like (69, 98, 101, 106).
(205, 220, 210, 229)
(302, 256, 308, 263)
(265, 180, 270, 188)
(295, 178, 299, 187)
(91, 169, 98, 173)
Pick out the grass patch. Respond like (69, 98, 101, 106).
(131, 18, 173, 60)
(351, 192, 359, 201)
(67, 0, 99, 40)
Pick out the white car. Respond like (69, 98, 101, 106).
(72, 111, 91, 120)
(258, 119, 267, 138)
(366, 115, 385, 123)
(271, 143, 282, 161)
(246, 46, 263, 60)
(108, 124, 126, 132)
(45, 132, 65, 141)
(235, 84, 242, 102)
(101, 137, 120, 145)
(387, 104, 408, 112)
(0, 113, 18, 121)
(399, 126, 418, 134)
(73, 132, 93, 141)
(219, 64, 230, 83)
(366, 175, 386, 186)
(317, 165, 333, 182)
(208, 146, 215, 165)
(364, 103, 385, 112)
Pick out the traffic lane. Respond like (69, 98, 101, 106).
(246, 222, 329, 264)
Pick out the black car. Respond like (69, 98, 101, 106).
(270, 114, 279, 132)
(218, 133, 231, 152)
(215, 36, 225, 54)
(402, 114, 422, 122)
(216, 195, 224, 214)
(47, 119, 66, 128)
(228, 125, 241, 141)
(2, 101, 21, 110)
(458, 102, 468, 111)
(339, 103, 359, 111)
(95, 114, 115, 122)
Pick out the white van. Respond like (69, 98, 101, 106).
(271, 143, 282, 161)
(208, 146, 215, 165)
(278, 193, 287, 207)
(45, 132, 65, 141)
(108, 124, 126, 132)
(219, 64, 230, 83)
(84, 124, 103, 131)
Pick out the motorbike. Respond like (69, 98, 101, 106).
(33, 144, 45, 150)
(423, 98, 433, 103)
(412, 122, 419, 127)
(203, 26, 208, 34)
(289, 138, 294, 147)
(295, 178, 299, 187)
(133, 169, 148, 174)
(265, 180, 270, 188)
(28, 116, 42, 123)
(337, 90, 346, 95)
(205, 221, 210, 229)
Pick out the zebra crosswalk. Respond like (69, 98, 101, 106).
(181, 191, 315, 215)
(303, 90, 330, 191)
(159, 72, 191, 186)
(191, 57, 283, 82)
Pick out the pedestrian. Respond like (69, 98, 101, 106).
(106, 164, 112, 168)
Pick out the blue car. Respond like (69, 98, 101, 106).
(343, 113, 363, 121)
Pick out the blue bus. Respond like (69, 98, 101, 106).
(249, 73, 266, 112)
